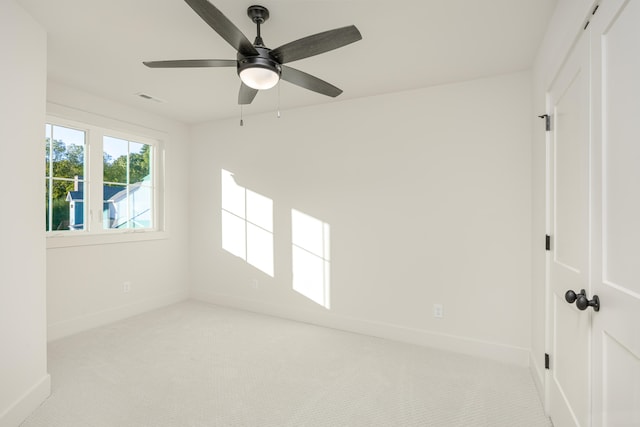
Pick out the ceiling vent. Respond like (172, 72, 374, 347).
(135, 92, 166, 103)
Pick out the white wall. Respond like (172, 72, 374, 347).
(0, 1, 50, 425)
(190, 71, 533, 365)
(530, 0, 596, 397)
(45, 83, 191, 341)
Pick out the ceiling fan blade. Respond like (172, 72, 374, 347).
(143, 59, 236, 68)
(183, 0, 258, 56)
(281, 66, 342, 98)
(238, 83, 258, 105)
(270, 25, 362, 64)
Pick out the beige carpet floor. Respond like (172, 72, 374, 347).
(22, 301, 551, 426)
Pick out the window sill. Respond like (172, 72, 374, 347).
(46, 230, 168, 249)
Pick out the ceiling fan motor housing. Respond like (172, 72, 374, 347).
(237, 47, 282, 78)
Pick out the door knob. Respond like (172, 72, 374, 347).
(565, 289, 585, 304)
(576, 294, 600, 312)
(565, 289, 600, 312)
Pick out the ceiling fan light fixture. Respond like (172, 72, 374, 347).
(239, 66, 280, 90)
(237, 49, 281, 90)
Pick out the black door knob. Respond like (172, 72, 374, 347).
(565, 289, 585, 304)
(576, 294, 600, 312)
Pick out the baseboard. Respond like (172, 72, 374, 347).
(192, 290, 530, 367)
(48, 291, 189, 342)
(0, 374, 50, 427)
(529, 351, 546, 403)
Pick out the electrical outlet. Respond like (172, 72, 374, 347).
(433, 303, 444, 318)
(123, 281, 131, 293)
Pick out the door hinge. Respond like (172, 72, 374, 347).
(545, 235, 551, 251)
(538, 114, 551, 131)
(545, 353, 550, 370)
(583, 4, 600, 30)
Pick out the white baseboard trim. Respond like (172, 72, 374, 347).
(48, 291, 189, 342)
(192, 290, 530, 367)
(0, 374, 50, 427)
(529, 351, 545, 400)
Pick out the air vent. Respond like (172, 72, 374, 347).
(135, 92, 166, 103)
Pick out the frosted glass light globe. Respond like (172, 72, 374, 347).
(239, 67, 280, 90)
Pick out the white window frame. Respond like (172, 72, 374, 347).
(46, 115, 166, 248)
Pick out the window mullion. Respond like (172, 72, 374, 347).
(47, 178, 53, 233)
(47, 130, 54, 232)
(47, 134, 52, 232)
(149, 147, 155, 230)
(88, 127, 104, 232)
(125, 141, 133, 229)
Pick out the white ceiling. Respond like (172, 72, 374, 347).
(18, 0, 557, 124)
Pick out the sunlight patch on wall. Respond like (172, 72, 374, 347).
(291, 209, 330, 309)
(221, 169, 274, 277)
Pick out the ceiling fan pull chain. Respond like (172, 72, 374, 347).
(277, 82, 281, 118)
(240, 105, 244, 126)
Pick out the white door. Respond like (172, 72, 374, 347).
(547, 29, 592, 427)
(590, 0, 640, 425)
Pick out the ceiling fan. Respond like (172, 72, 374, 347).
(143, 0, 362, 105)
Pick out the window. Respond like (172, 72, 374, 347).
(45, 117, 162, 241)
(103, 136, 153, 229)
(221, 169, 274, 277)
(45, 124, 86, 231)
